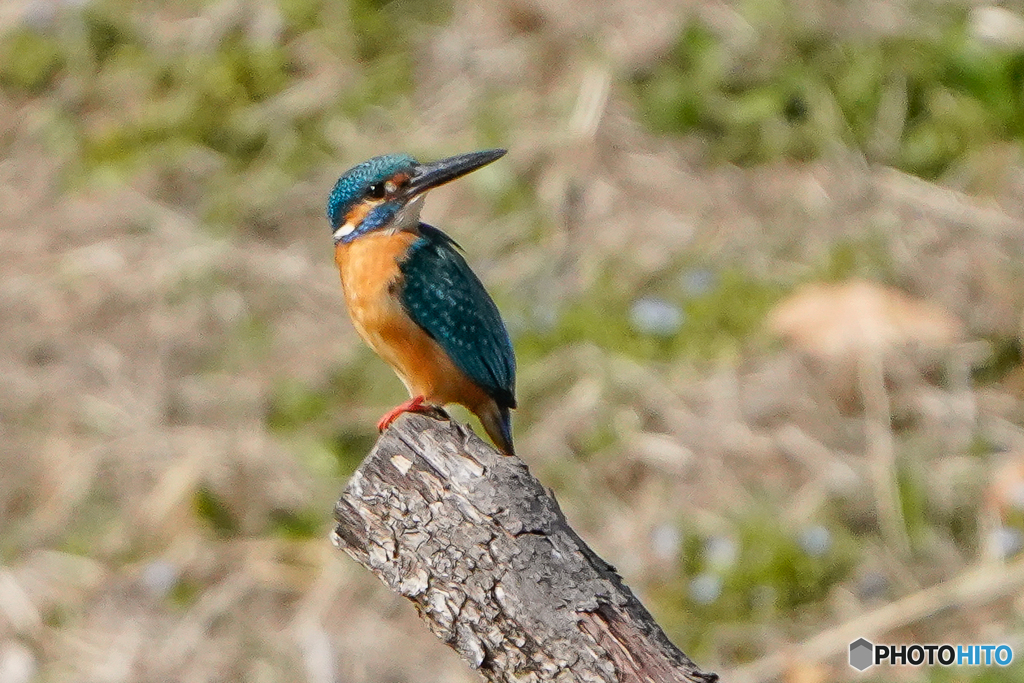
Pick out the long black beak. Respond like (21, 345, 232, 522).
(403, 149, 506, 199)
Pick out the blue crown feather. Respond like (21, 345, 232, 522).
(326, 153, 416, 230)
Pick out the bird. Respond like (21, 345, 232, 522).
(326, 149, 517, 455)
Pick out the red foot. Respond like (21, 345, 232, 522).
(377, 395, 430, 432)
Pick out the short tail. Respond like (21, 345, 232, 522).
(477, 401, 515, 456)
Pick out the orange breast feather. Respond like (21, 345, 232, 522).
(334, 231, 489, 410)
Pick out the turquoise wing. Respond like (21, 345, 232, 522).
(397, 224, 516, 409)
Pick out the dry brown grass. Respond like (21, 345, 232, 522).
(3, 0, 1024, 681)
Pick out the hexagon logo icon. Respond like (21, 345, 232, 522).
(849, 638, 874, 671)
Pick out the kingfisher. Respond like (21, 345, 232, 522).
(326, 149, 517, 455)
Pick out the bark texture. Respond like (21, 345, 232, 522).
(333, 413, 718, 683)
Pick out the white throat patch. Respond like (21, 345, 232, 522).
(392, 194, 425, 231)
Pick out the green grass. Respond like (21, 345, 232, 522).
(0, 0, 449, 225)
(193, 485, 240, 536)
(515, 265, 786, 364)
(169, 578, 202, 609)
(648, 511, 859, 656)
(630, 8, 1024, 179)
(814, 233, 896, 283)
(265, 365, 393, 476)
(973, 337, 1024, 385)
(0, 28, 65, 92)
(268, 507, 323, 539)
(79, 30, 295, 177)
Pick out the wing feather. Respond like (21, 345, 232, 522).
(397, 224, 516, 408)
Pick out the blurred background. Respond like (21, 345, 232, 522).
(3, 0, 1024, 680)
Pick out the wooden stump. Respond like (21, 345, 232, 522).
(333, 413, 717, 683)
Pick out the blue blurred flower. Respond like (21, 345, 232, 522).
(650, 523, 682, 561)
(992, 526, 1024, 559)
(142, 560, 180, 598)
(629, 297, 684, 337)
(689, 573, 723, 605)
(798, 525, 832, 557)
(680, 268, 716, 297)
(857, 570, 889, 601)
(704, 535, 738, 570)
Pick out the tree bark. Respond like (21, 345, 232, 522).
(332, 412, 718, 683)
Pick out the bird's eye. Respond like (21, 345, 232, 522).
(366, 183, 386, 200)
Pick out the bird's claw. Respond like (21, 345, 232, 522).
(377, 395, 428, 432)
(377, 397, 453, 432)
